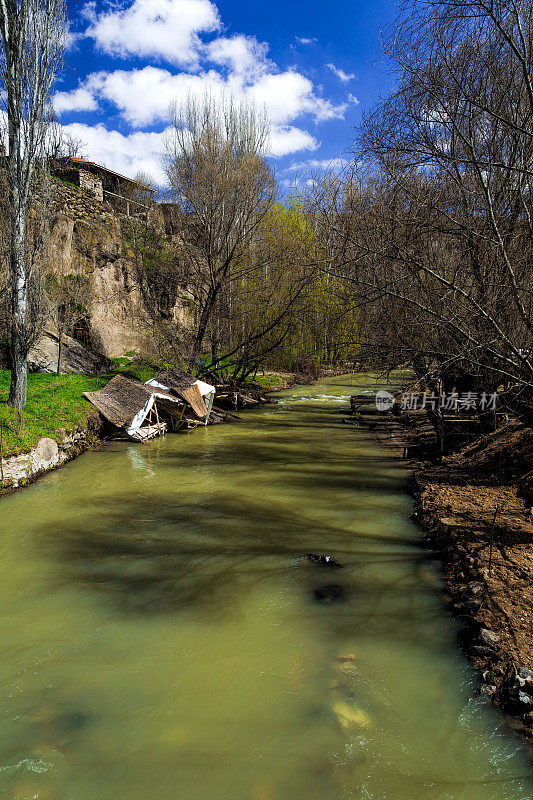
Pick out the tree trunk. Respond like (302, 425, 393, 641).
(189, 283, 220, 372)
(8, 201, 28, 411)
(56, 331, 62, 374)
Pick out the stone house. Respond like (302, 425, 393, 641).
(53, 157, 155, 215)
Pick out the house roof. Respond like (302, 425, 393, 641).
(84, 375, 182, 430)
(148, 368, 209, 419)
(66, 157, 154, 192)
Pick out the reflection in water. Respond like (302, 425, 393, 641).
(0, 375, 530, 799)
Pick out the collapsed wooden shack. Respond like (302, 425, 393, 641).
(84, 375, 187, 442)
(146, 369, 216, 425)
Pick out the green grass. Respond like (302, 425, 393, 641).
(252, 375, 286, 388)
(241, 374, 291, 391)
(0, 362, 158, 459)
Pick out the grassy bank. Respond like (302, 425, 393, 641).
(0, 367, 293, 461)
(0, 365, 156, 459)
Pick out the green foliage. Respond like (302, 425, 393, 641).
(109, 357, 157, 383)
(0, 371, 106, 458)
(0, 359, 159, 459)
(244, 201, 361, 373)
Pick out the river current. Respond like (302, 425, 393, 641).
(0, 374, 531, 799)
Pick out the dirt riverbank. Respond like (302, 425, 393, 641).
(351, 405, 533, 747)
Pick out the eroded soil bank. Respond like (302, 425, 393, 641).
(360, 407, 533, 747)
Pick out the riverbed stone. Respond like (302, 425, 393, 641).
(313, 584, 345, 604)
(33, 438, 59, 468)
(332, 701, 371, 732)
(518, 667, 533, 680)
(470, 645, 494, 658)
(476, 628, 500, 648)
(518, 691, 532, 707)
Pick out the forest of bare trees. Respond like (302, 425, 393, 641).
(304, 0, 532, 415)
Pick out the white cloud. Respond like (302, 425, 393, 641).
(59, 64, 347, 129)
(84, 0, 220, 66)
(53, 85, 98, 113)
(56, 2, 348, 170)
(62, 122, 170, 184)
(247, 70, 346, 125)
(326, 63, 355, 82)
(348, 93, 359, 105)
(284, 156, 347, 172)
(59, 119, 318, 184)
(268, 126, 318, 157)
(295, 36, 317, 45)
(207, 35, 269, 77)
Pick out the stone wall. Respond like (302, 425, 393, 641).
(78, 168, 104, 202)
(0, 423, 101, 492)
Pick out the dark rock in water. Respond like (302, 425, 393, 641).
(475, 628, 500, 648)
(58, 710, 92, 732)
(303, 553, 343, 568)
(470, 645, 495, 658)
(313, 584, 345, 604)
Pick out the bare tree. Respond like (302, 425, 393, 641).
(302, 1, 533, 421)
(165, 93, 276, 372)
(0, 0, 66, 410)
(47, 113, 84, 170)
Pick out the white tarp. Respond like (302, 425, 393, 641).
(126, 389, 181, 436)
(126, 394, 155, 436)
(195, 379, 216, 421)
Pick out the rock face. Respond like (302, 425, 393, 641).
(46, 204, 150, 359)
(28, 330, 108, 374)
(38, 178, 190, 360)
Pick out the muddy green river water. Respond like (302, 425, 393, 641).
(0, 374, 531, 799)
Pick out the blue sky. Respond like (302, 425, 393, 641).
(58, 0, 398, 187)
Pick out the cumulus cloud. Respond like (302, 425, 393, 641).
(284, 156, 347, 172)
(60, 119, 317, 184)
(84, 0, 220, 66)
(62, 122, 171, 184)
(53, 85, 98, 113)
(207, 35, 269, 77)
(57, 64, 347, 129)
(268, 126, 318, 157)
(56, 1, 348, 170)
(326, 63, 355, 82)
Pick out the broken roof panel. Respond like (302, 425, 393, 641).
(147, 368, 211, 420)
(84, 375, 183, 434)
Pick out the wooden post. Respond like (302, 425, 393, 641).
(154, 402, 162, 435)
(146, 405, 152, 441)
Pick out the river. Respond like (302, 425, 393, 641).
(0, 374, 531, 799)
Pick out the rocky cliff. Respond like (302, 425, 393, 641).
(45, 178, 152, 360)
